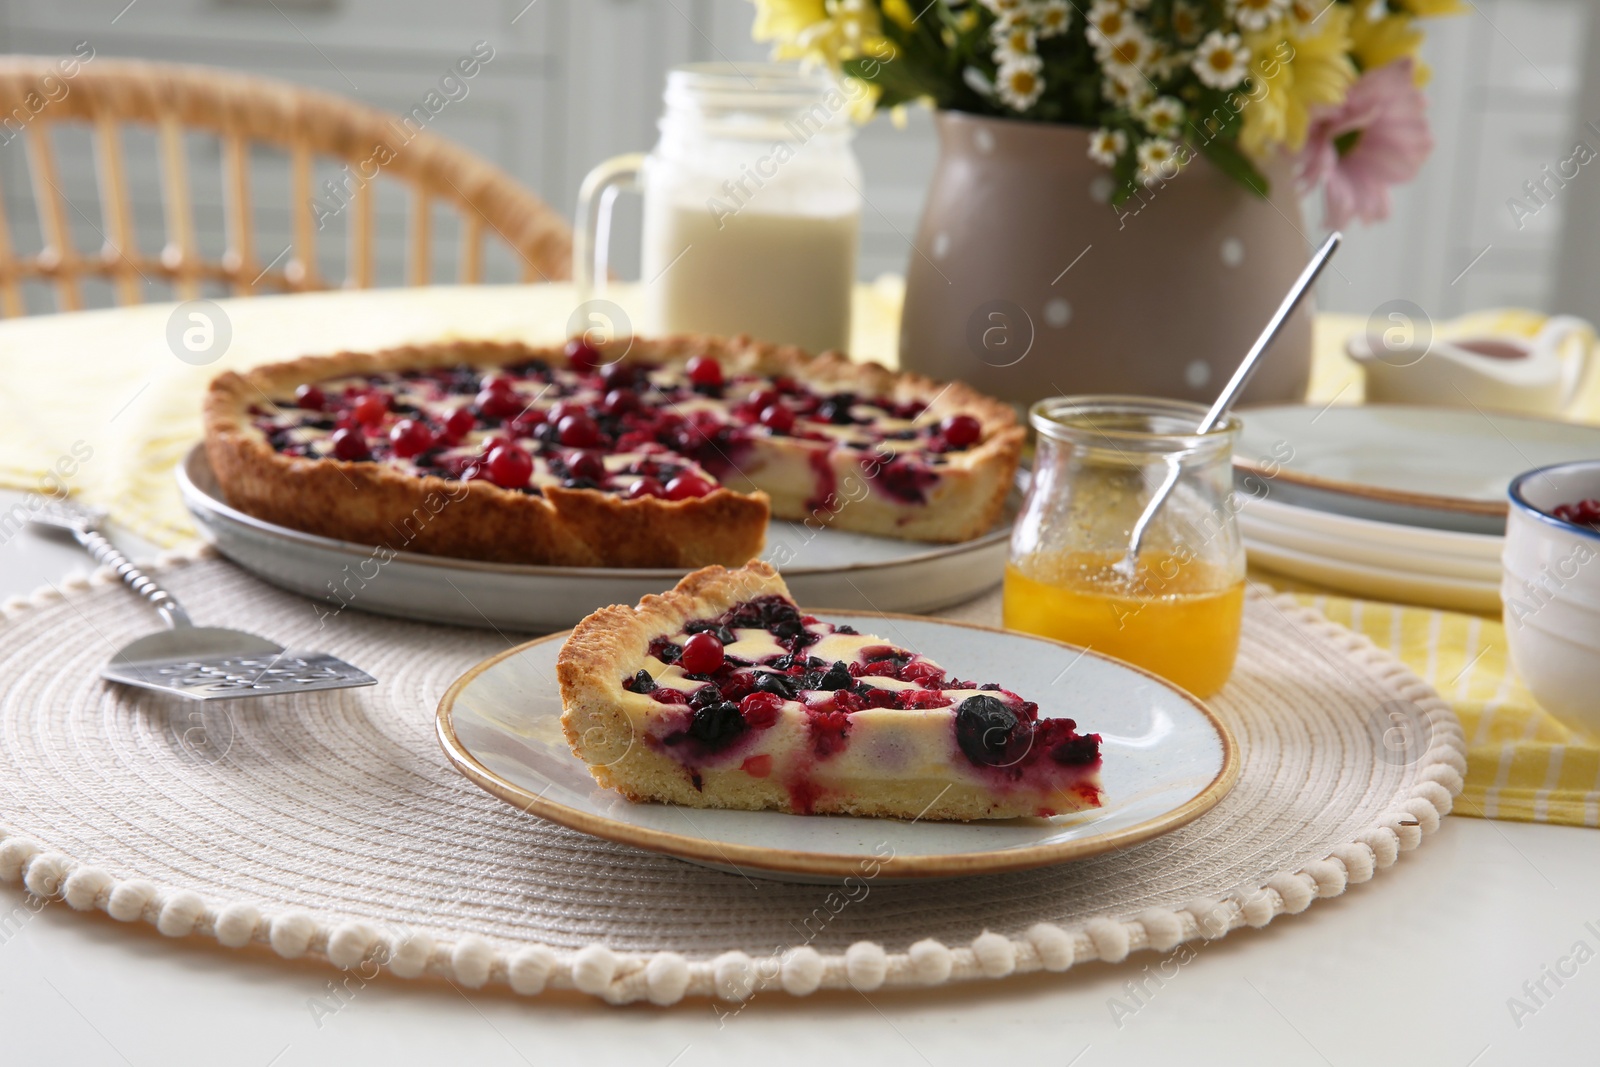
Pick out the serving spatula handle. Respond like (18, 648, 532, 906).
(71, 525, 193, 631)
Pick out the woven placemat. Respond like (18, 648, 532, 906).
(0, 549, 1465, 1005)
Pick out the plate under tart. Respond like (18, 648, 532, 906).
(1234, 403, 1600, 532)
(436, 612, 1239, 882)
(178, 444, 1016, 632)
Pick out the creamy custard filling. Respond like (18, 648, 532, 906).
(243, 343, 990, 507)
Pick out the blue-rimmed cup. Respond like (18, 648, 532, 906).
(1504, 460, 1600, 734)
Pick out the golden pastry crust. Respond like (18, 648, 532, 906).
(203, 336, 1021, 567)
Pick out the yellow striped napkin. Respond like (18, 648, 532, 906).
(1284, 589, 1600, 827)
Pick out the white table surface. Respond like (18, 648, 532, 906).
(1, 492, 1595, 1066)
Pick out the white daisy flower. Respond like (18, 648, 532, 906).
(1032, 0, 1072, 38)
(980, 0, 1026, 13)
(1139, 95, 1185, 138)
(1085, 1, 1133, 51)
(1100, 30, 1156, 86)
(1192, 30, 1250, 90)
(991, 21, 1038, 62)
(996, 55, 1046, 111)
(991, 6, 1031, 30)
(1102, 76, 1156, 112)
(1228, 0, 1290, 32)
(1087, 127, 1128, 166)
(1171, 2, 1205, 44)
(1136, 138, 1184, 185)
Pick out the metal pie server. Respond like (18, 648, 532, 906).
(31, 501, 377, 701)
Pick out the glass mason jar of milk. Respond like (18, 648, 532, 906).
(575, 63, 863, 354)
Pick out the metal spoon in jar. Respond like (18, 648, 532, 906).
(1114, 231, 1343, 581)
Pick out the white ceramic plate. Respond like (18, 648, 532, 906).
(1245, 537, 1501, 614)
(436, 613, 1238, 882)
(1239, 493, 1504, 561)
(178, 445, 1015, 632)
(1235, 404, 1600, 535)
(1239, 510, 1503, 583)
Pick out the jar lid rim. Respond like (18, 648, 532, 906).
(1029, 395, 1241, 449)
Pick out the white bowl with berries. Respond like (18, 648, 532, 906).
(1503, 460, 1600, 734)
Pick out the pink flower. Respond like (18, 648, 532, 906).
(1295, 58, 1433, 230)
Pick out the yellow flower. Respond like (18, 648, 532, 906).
(1239, 8, 1357, 157)
(1397, 0, 1468, 15)
(1351, 11, 1429, 83)
(882, 0, 916, 31)
(750, 0, 882, 65)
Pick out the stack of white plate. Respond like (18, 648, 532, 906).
(1232, 404, 1600, 613)
(1238, 493, 1503, 613)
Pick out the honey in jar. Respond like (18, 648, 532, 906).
(1003, 550, 1244, 698)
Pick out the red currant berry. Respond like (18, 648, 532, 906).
(679, 632, 725, 674)
(444, 407, 476, 441)
(480, 374, 516, 395)
(485, 444, 534, 489)
(475, 386, 522, 421)
(758, 404, 795, 433)
(567, 451, 606, 483)
(295, 384, 326, 411)
(745, 388, 779, 412)
(565, 337, 602, 372)
(547, 400, 584, 425)
(329, 427, 370, 461)
(352, 392, 388, 427)
(601, 363, 637, 390)
(625, 477, 664, 499)
(939, 414, 982, 448)
(509, 409, 547, 438)
(389, 418, 435, 459)
(686, 355, 723, 387)
(739, 691, 784, 729)
(601, 388, 639, 416)
(665, 473, 714, 500)
(558, 413, 604, 448)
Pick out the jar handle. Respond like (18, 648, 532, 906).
(573, 153, 646, 303)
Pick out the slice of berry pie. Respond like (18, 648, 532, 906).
(557, 562, 1103, 821)
(204, 335, 1022, 568)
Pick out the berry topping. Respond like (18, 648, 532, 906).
(625, 477, 664, 499)
(688, 701, 745, 745)
(352, 392, 388, 427)
(665, 473, 714, 500)
(566, 451, 606, 483)
(939, 414, 982, 448)
(739, 691, 784, 728)
(955, 695, 1021, 767)
(686, 355, 724, 387)
(389, 418, 435, 459)
(565, 338, 602, 372)
(679, 631, 726, 674)
(758, 404, 795, 433)
(557, 413, 604, 448)
(601, 388, 639, 416)
(295, 384, 326, 411)
(444, 407, 476, 441)
(811, 660, 854, 691)
(625, 669, 657, 694)
(475, 385, 523, 420)
(485, 443, 534, 489)
(329, 427, 370, 461)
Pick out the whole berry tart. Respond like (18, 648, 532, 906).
(204, 336, 1022, 568)
(557, 562, 1104, 821)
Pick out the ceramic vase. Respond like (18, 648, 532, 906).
(898, 111, 1314, 406)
